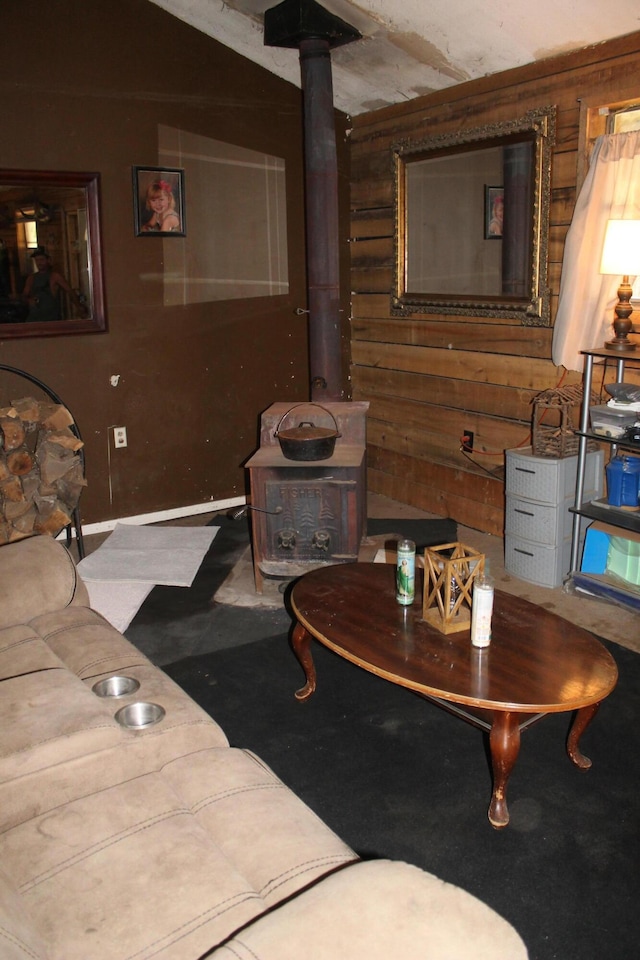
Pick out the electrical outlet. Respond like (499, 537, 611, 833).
(113, 426, 127, 448)
(461, 430, 474, 453)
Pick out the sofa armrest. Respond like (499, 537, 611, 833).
(208, 860, 528, 960)
(0, 535, 88, 629)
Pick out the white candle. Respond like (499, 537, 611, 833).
(471, 575, 494, 647)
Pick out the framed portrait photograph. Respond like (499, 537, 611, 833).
(484, 185, 503, 239)
(133, 166, 186, 237)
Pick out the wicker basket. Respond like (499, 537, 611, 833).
(532, 384, 598, 458)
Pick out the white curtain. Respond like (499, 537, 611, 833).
(552, 131, 640, 372)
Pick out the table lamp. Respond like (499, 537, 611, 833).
(600, 218, 640, 351)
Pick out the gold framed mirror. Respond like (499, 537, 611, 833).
(0, 169, 107, 338)
(392, 106, 556, 326)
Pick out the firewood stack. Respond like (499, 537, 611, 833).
(0, 396, 85, 545)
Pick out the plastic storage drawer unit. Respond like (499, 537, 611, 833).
(505, 447, 603, 503)
(506, 495, 576, 546)
(505, 447, 604, 587)
(504, 537, 582, 589)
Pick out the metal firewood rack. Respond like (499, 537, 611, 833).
(0, 363, 85, 558)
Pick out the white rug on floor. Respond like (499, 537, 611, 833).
(81, 580, 156, 633)
(77, 522, 219, 631)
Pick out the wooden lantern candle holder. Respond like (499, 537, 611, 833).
(422, 542, 485, 634)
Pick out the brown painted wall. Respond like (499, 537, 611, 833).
(349, 32, 640, 535)
(0, 0, 351, 523)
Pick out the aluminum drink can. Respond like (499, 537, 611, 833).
(396, 539, 416, 605)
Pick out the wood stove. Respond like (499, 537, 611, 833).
(246, 3, 366, 593)
(246, 401, 368, 592)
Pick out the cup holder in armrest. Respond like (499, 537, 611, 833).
(115, 702, 166, 729)
(92, 676, 141, 698)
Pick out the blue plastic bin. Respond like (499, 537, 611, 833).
(605, 455, 640, 507)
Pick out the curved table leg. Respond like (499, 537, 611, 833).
(291, 622, 317, 701)
(488, 711, 521, 829)
(567, 702, 600, 770)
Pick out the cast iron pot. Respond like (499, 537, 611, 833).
(274, 403, 341, 461)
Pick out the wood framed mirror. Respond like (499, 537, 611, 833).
(0, 170, 107, 338)
(392, 106, 556, 325)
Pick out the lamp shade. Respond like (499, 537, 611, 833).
(600, 219, 640, 276)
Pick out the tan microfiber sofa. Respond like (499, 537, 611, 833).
(0, 535, 528, 960)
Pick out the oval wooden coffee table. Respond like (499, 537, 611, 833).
(290, 562, 618, 828)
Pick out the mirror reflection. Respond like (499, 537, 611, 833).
(405, 141, 534, 297)
(393, 107, 556, 325)
(0, 170, 106, 338)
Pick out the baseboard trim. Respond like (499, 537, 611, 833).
(58, 496, 246, 540)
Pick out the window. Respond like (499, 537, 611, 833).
(23, 220, 38, 249)
(579, 100, 640, 302)
(610, 105, 640, 134)
(610, 108, 640, 303)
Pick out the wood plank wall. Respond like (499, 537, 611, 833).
(349, 32, 640, 535)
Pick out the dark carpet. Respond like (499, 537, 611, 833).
(366, 516, 457, 551)
(124, 515, 292, 664)
(125, 514, 458, 664)
(128, 514, 638, 960)
(165, 634, 638, 960)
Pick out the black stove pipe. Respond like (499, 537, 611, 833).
(299, 36, 342, 401)
(264, 0, 361, 403)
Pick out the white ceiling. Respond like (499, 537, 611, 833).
(150, 0, 640, 116)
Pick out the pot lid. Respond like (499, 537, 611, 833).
(278, 423, 338, 441)
(274, 403, 341, 441)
